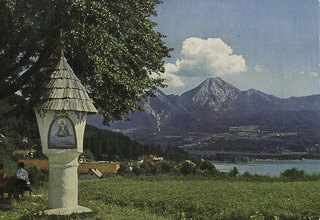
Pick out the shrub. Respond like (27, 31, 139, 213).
(229, 167, 239, 177)
(199, 160, 215, 172)
(25, 164, 43, 187)
(117, 164, 130, 176)
(160, 161, 174, 173)
(40, 168, 49, 182)
(280, 168, 305, 180)
(132, 166, 142, 176)
(180, 162, 193, 176)
(150, 165, 159, 176)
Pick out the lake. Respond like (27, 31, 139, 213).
(214, 160, 320, 177)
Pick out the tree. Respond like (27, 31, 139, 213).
(0, 0, 172, 123)
(280, 168, 305, 180)
(200, 160, 215, 172)
(81, 149, 95, 162)
(229, 167, 239, 177)
(165, 145, 189, 162)
(180, 162, 193, 176)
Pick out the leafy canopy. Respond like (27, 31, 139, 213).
(0, 0, 172, 123)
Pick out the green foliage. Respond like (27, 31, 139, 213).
(25, 164, 41, 187)
(79, 178, 320, 219)
(0, 145, 16, 176)
(280, 167, 306, 180)
(229, 166, 239, 177)
(25, 164, 48, 187)
(164, 145, 189, 162)
(180, 162, 194, 176)
(1, 173, 320, 219)
(199, 160, 215, 172)
(0, 101, 168, 164)
(80, 149, 96, 162)
(160, 161, 175, 173)
(0, 96, 186, 169)
(0, 96, 45, 169)
(0, 0, 172, 123)
(117, 164, 131, 176)
(84, 125, 164, 161)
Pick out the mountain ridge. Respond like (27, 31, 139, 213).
(87, 77, 320, 152)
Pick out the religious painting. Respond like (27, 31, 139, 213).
(48, 116, 76, 149)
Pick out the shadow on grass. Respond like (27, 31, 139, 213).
(17, 212, 97, 220)
(0, 198, 15, 211)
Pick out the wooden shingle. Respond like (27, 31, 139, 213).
(34, 56, 98, 113)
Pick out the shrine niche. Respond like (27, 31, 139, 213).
(48, 116, 76, 149)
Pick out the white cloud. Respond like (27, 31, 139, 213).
(300, 71, 318, 77)
(309, 72, 318, 77)
(162, 63, 185, 87)
(151, 63, 184, 87)
(162, 37, 247, 88)
(253, 65, 263, 73)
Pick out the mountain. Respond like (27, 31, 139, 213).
(87, 77, 320, 155)
(179, 77, 240, 111)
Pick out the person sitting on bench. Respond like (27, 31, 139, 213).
(16, 162, 31, 197)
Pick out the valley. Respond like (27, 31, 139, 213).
(88, 77, 320, 161)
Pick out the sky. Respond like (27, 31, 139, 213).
(152, 0, 319, 98)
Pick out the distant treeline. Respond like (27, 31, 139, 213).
(199, 152, 320, 163)
(199, 137, 320, 154)
(84, 125, 190, 161)
(0, 97, 190, 171)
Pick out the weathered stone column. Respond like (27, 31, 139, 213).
(47, 153, 81, 212)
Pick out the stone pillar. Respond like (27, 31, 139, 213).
(48, 153, 79, 209)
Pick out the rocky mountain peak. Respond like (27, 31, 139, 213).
(179, 77, 240, 111)
(196, 77, 239, 98)
(237, 88, 281, 105)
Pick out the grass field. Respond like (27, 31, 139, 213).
(1, 176, 320, 220)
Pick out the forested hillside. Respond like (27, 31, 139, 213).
(0, 95, 188, 174)
(83, 125, 163, 161)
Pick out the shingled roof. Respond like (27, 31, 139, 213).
(34, 56, 98, 113)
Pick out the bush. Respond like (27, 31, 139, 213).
(180, 162, 194, 176)
(150, 165, 159, 176)
(160, 161, 174, 173)
(280, 168, 305, 180)
(199, 160, 215, 172)
(40, 168, 49, 182)
(25, 164, 44, 187)
(132, 166, 142, 176)
(229, 167, 239, 177)
(117, 164, 130, 176)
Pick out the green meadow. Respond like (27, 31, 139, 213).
(1, 176, 320, 220)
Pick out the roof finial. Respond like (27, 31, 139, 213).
(60, 29, 64, 57)
(61, 47, 64, 57)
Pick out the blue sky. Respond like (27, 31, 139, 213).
(152, 0, 319, 98)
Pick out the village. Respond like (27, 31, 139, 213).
(18, 154, 167, 180)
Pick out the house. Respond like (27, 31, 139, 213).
(19, 159, 49, 169)
(79, 168, 103, 180)
(19, 160, 121, 176)
(185, 160, 196, 166)
(142, 155, 164, 163)
(78, 162, 120, 174)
